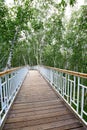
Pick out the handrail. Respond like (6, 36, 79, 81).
(42, 65, 87, 79)
(38, 65, 87, 126)
(0, 67, 22, 77)
(0, 66, 28, 129)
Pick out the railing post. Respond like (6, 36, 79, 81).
(55, 71, 57, 88)
(61, 72, 63, 96)
(0, 77, 4, 110)
(73, 76, 76, 102)
(70, 81, 72, 105)
(67, 74, 70, 102)
(81, 87, 84, 118)
(50, 69, 53, 86)
(4, 74, 9, 111)
(77, 77, 80, 113)
(62, 73, 64, 97)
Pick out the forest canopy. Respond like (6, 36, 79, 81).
(0, 0, 87, 73)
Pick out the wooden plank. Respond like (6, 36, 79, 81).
(70, 127, 86, 130)
(41, 122, 83, 130)
(4, 118, 80, 130)
(8, 107, 68, 119)
(12, 100, 62, 109)
(3, 114, 75, 129)
(10, 104, 64, 114)
(6, 109, 71, 123)
(14, 97, 58, 104)
(2, 71, 86, 130)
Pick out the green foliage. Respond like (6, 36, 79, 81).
(0, 2, 9, 42)
(0, 0, 86, 73)
(0, 43, 10, 70)
(63, 6, 87, 72)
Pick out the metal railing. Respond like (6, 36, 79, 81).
(0, 67, 28, 128)
(38, 65, 87, 126)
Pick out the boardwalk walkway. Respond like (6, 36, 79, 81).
(3, 71, 86, 130)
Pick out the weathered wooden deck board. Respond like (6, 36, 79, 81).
(2, 71, 86, 130)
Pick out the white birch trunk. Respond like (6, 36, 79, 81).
(4, 27, 19, 70)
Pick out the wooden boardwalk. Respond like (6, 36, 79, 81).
(3, 71, 86, 130)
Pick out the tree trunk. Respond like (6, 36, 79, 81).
(4, 28, 19, 70)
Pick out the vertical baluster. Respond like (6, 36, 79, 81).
(54, 71, 55, 85)
(48, 69, 49, 81)
(7, 74, 9, 104)
(47, 69, 48, 80)
(56, 71, 57, 87)
(10, 73, 12, 99)
(55, 71, 57, 87)
(52, 70, 54, 85)
(3, 79, 6, 110)
(11, 73, 13, 99)
(50, 69, 53, 86)
(64, 74, 67, 98)
(57, 72, 59, 91)
(81, 87, 84, 118)
(77, 77, 80, 113)
(62, 74, 64, 97)
(59, 72, 61, 94)
(8, 74, 10, 100)
(14, 72, 16, 94)
(55, 71, 56, 87)
(16, 70, 18, 89)
(49, 69, 50, 81)
(61, 72, 63, 96)
(70, 81, 72, 105)
(12, 72, 15, 94)
(73, 76, 76, 102)
(59, 72, 61, 93)
(15, 71, 18, 91)
(5, 74, 8, 110)
(45, 68, 47, 79)
(11, 73, 13, 97)
(49, 69, 51, 82)
(56, 72, 58, 90)
(67, 74, 70, 102)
